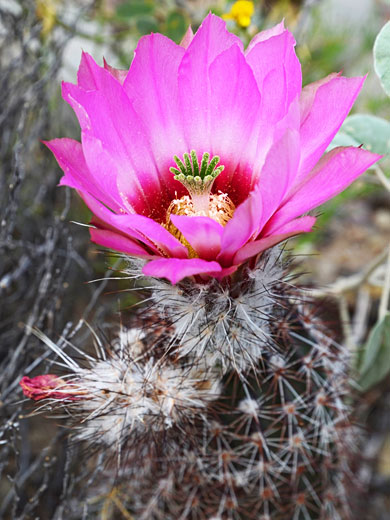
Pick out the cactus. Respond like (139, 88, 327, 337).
(21, 250, 354, 519)
(19, 12, 382, 519)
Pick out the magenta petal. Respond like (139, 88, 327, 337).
(260, 67, 288, 124)
(81, 132, 148, 216)
(243, 29, 301, 182)
(123, 33, 187, 195)
(299, 73, 339, 125)
(298, 75, 366, 181)
(61, 80, 151, 176)
(180, 26, 194, 48)
(79, 191, 188, 259)
(257, 129, 300, 224)
(62, 76, 156, 177)
(246, 29, 301, 114)
(266, 146, 381, 234)
(77, 51, 102, 90)
(44, 138, 123, 213)
(61, 82, 91, 129)
(234, 216, 316, 265)
(218, 186, 263, 266)
(143, 258, 222, 284)
(62, 75, 169, 218)
(79, 192, 160, 254)
(178, 13, 243, 152)
(246, 20, 285, 52)
(208, 44, 261, 195)
(103, 58, 128, 84)
(170, 215, 223, 260)
(77, 52, 128, 89)
(106, 215, 188, 259)
(90, 228, 153, 258)
(106, 214, 189, 259)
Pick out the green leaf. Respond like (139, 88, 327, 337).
(374, 21, 390, 97)
(358, 312, 390, 391)
(341, 114, 390, 155)
(165, 11, 187, 42)
(136, 17, 159, 35)
(327, 131, 359, 151)
(116, 0, 153, 19)
(328, 114, 390, 154)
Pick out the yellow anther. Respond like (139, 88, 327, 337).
(164, 193, 235, 257)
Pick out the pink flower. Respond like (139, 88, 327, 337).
(20, 375, 84, 401)
(45, 15, 380, 284)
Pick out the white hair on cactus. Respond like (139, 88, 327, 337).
(22, 247, 356, 519)
(238, 397, 259, 417)
(28, 326, 221, 448)
(130, 249, 284, 374)
(113, 327, 146, 358)
(75, 356, 220, 445)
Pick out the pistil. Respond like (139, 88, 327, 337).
(166, 151, 235, 255)
(170, 151, 224, 215)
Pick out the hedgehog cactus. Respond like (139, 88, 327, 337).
(22, 252, 352, 519)
(121, 253, 353, 519)
(21, 13, 381, 519)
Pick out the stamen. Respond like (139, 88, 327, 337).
(165, 193, 235, 256)
(170, 151, 224, 214)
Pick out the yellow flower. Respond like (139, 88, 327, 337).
(223, 1, 255, 28)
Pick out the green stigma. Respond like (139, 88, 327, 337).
(169, 151, 224, 214)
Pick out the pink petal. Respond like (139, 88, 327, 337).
(143, 258, 222, 284)
(244, 28, 301, 182)
(299, 72, 339, 125)
(123, 33, 187, 198)
(61, 81, 91, 128)
(208, 44, 261, 198)
(61, 78, 139, 164)
(260, 67, 288, 124)
(257, 129, 300, 223)
(89, 228, 153, 258)
(218, 186, 263, 266)
(62, 77, 169, 219)
(77, 51, 101, 90)
(266, 146, 381, 234)
(298, 75, 366, 182)
(246, 20, 285, 52)
(178, 13, 243, 153)
(246, 29, 301, 116)
(103, 58, 128, 84)
(20, 375, 82, 401)
(180, 26, 194, 48)
(101, 214, 188, 259)
(44, 138, 123, 213)
(77, 52, 127, 89)
(234, 216, 316, 265)
(76, 51, 128, 89)
(80, 132, 150, 216)
(170, 215, 223, 260)
(80, 191, 188, 259)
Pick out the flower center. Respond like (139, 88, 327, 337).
(165, 151, 235, 256)
(169, 151, 225, 215)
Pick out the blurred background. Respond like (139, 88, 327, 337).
(0, 0, 389, 518)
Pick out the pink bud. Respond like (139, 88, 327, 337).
(20, 374, 84, 401)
